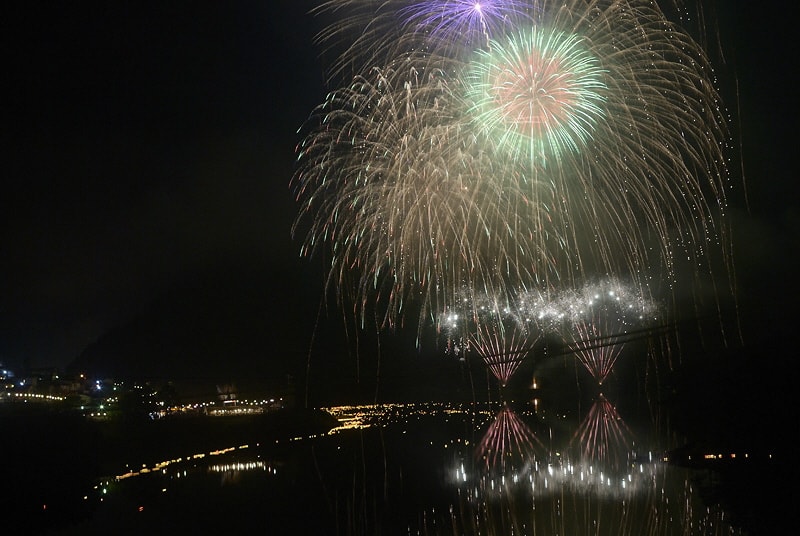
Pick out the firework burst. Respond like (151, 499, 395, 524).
(465, 26, 608, 165)
(294, 57, 555, 330)
(293, 0, 735, 354)
(400, 0, 533, 53)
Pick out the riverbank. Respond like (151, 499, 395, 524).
(0, 404, 338, 534)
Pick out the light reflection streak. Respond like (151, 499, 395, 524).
(475, 404, 544, 473)
(115, 444, 251, 481)
(69, 401, 766, 535)
(459, 402, 653, 501)
(208, 461, 269, 473)
(569, 394, 634, 471)
(435, 402, 747, 535)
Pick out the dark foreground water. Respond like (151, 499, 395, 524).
(2, 386, 788, 536)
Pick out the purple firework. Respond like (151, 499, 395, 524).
(400, 0, 532, 50)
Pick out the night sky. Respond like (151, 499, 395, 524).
(2, 2, 326, 371)
(1, 2, 796, 393)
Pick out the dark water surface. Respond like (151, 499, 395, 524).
(3, 383, 787, 536)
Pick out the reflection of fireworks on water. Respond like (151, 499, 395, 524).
(569, 394, 634, 471)
(456, 404, 653, 502)
(437, 403, 745, 535)
(439, 467, 736, 535)
(476, 405, 545, 471)
(294, 0, 735, 361)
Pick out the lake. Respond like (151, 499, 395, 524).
(5, 378, 786, 536)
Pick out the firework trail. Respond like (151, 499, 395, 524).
(293, 56, 537, 333)
(556, 279, 660, 384)
(438, 286, 544, 385)
(437, 277, 658, 385)
(292, 0, 734, 356)
(471, 319, 534, 386)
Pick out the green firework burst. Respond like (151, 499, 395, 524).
(465, 27, 607, 167)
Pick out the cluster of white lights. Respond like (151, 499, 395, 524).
(209, 461, 273, 473)
(5, 392, 64, 402)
